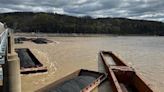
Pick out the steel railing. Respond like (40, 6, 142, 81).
(0, 29, 9, 64)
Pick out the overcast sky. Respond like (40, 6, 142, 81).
(0, 0, 164, 22)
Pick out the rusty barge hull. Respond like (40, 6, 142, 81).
(100, 51, 153, 92)
(36, 69, 107, 92)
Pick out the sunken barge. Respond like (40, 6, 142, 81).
(15, 48, 47, 74)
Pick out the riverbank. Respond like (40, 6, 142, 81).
(14, 32, 115, 37)
(14, 32, 163, 37)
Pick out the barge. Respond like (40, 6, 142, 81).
(15, 48, 47, 74)
(36, 69, 107, 92)
(100, 51, 153, 92)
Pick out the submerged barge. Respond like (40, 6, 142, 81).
(15, 48, 47, 74)
(100, 51, 153, 92)
(36, 69, 107, 92)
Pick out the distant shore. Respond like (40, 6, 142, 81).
(14, 32, 117, 37)
(14, 32, 163, 37)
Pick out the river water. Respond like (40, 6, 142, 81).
(1, 36, 164, 92)
(49, 36, 164, 92)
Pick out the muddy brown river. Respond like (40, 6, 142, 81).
(8, 36, 164, 92)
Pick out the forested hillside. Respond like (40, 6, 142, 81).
(0, 12, 164, 35)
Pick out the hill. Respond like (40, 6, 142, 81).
(0, 12, 164, 35)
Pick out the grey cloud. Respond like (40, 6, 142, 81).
(64, 0, 123, 13)
(127, 1, 164, 14)
(0, 0, 164, 22)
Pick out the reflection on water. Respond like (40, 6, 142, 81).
(2, 36, 164, 92)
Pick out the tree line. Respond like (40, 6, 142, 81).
(0, 12, 164, 35)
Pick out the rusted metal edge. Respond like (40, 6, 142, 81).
(20, 66, 47, 74)
(81, 74, 106, 92)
